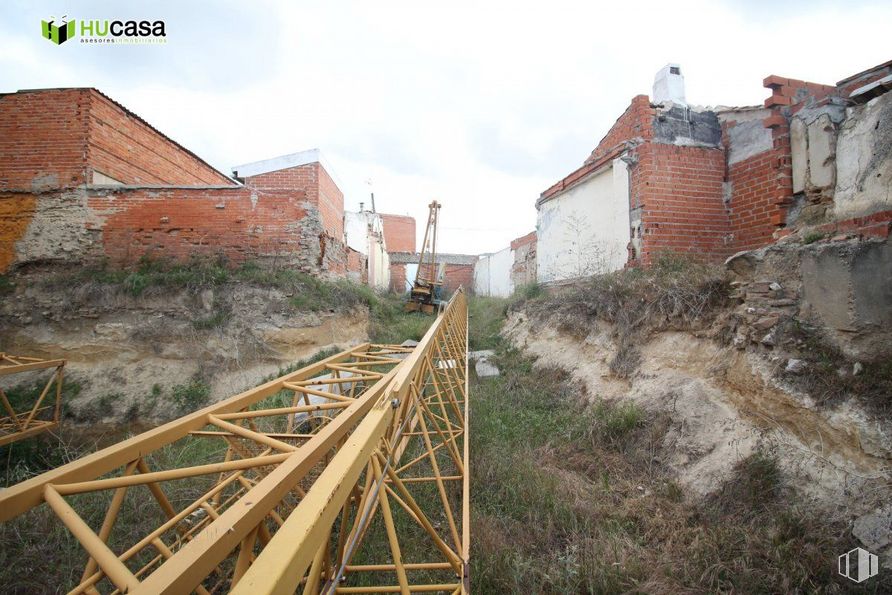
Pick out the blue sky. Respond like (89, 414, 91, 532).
(1, 0, 890, 253)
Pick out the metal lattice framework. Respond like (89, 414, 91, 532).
(0, 353, 67, 446)
(0, 290, 469, 594)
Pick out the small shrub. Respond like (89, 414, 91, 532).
(608, 341, 640, 378)
(525, 255, 729, 377)
(509, 282, 545, 309)
(192, 309, 229, 329)
(171, 376, 211, 413)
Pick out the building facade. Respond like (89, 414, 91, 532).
(0, 88, 347, 276)
(537, 60, 892, 284)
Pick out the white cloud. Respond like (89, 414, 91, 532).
(1, 0, 890, 253)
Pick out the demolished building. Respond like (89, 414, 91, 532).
(535, 60, 892, 284)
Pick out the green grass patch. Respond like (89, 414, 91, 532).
(170, 375, 212, 414)
(368, 293, 433, 344)
(468, 296, 509, 350)
(802, 231, 824, 245)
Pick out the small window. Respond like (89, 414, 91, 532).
(670, 66, 680, 75)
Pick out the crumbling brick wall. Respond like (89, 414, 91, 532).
(510, 231, 537, 287)
(347, 248, 367, 284)
(243, 162, 343, 240)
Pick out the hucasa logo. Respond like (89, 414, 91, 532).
(40, 16, 167, 45)
(41, 15, 75, 45)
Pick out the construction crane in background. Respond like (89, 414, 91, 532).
(405, 200, 445, 314)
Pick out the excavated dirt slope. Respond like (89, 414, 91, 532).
(504, 311, 892, 530)
(0, 272, 369, 424)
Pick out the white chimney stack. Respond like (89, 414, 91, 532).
(653, 63, 686, 105)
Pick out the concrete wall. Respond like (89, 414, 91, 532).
(833, 92, 892, 221)
(474, 247, 513, 297)
(537, 161, 629, 283)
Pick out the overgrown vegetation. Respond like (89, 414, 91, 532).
(367, 293, 432, 344)
(468, 296, 509, 350)
(523, 254, 730, 377)
(785, 319, 892, 414)
(469, 307, 883, 593)
(45, 256, 378, 313)
(170, 375, 212, 414)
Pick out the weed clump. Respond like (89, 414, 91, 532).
(526, 254, 729, 377)
(171, 376, 211, 414)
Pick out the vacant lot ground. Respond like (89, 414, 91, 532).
(467, 296, 888, 594)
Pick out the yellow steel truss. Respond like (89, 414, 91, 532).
(0, 290, 470, 594)
(0, 353, 67, 446)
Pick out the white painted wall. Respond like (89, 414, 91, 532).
(344, 211, 390, 289)
(344, 212, 371, 255)
(537, 159, 630, 283)
(402, 263, 418, 292)
(474, 246, 513, 297)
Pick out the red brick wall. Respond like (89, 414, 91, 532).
(85, 90, 233, 186)
(86, 186, 310, 265)
(316, 164, 344, 240)
(635, 143, 729, 263)
(245, 162, 344, 239)
(390, 263, 407, 293)
(585, 95, 654, 165)
(379, 213, 416, 252)
(720, 108, 789, 253)
(724, 148, 780, 252)
(388, 261, 471, 293)
(443, 264, 473, 293)
(0, 89, 90, 190)
(347, 247, 367, 284)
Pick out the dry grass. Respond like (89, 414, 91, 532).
(525, 255, 731, 378)
(783, 319, 892, 415)
(470, 346, 886, 593)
